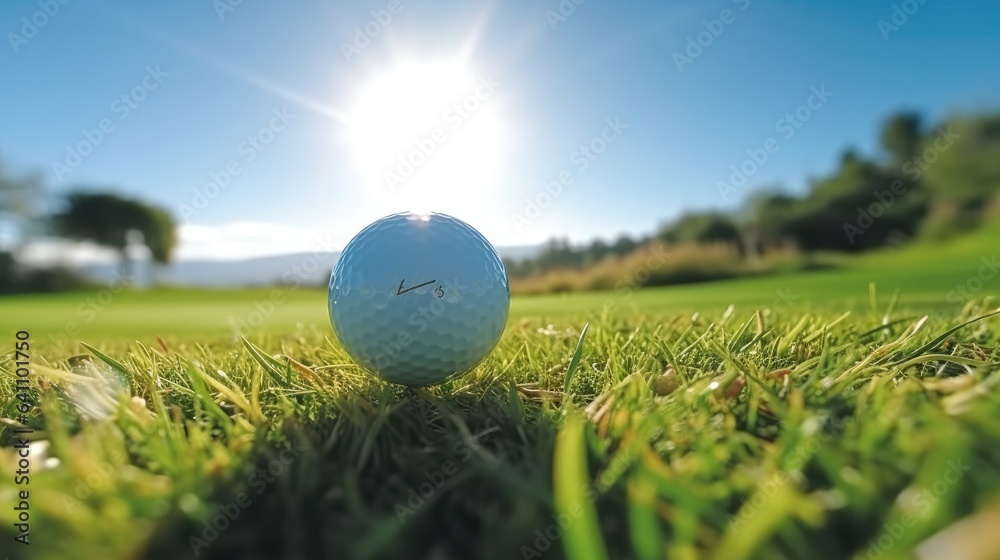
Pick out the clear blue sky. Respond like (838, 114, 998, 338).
(1, 0, 997, 260)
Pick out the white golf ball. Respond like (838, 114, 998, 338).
(328, 212, 510, 386)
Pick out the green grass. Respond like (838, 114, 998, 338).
(1, 227, 1000, 559)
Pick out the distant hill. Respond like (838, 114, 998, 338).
(162, 253, 338, 287)
(77, 245, 542, 287)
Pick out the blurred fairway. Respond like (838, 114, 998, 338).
(2, 222, 997, 351)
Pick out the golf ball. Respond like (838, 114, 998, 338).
(328, 212, 510, 386)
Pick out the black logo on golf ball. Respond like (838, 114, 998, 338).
(396, 279, 445, 299)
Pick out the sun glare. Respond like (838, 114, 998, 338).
(344, 60, 506, 215)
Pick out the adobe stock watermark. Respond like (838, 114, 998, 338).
(728, 418, 842, 533)
(51, 65, 168, 183)
(946, 256, 1000, 304)
(368, 277, 482, 372)
(44, 269, 135, 350)
(878, 0, 930, 41)
(212, 0, 244, 21)
(520, 450, 637, 559)
(394, 407, 512, 523)
(853, 458, 971, 560)
(229, 231, 339, 333)
(843, 126, 959, 245)
(717, 85, 834, 201)
(545, 0, 589, 31)
(7, 0, 72, 54)
(510, 117, 628, 232)
(384, 75, 500, 193)
(341, 0, 412, 62)
(599, 245, 671, 316)
(188, 440, 308, 556)
(772, 287, 800, 313)
(180, 107, 296, 220)
(900, 126, 960, 181)
(673, 0, 751, 73)
(60, 451, 125, 513)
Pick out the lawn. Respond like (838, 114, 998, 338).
(1, 228, 999, 560)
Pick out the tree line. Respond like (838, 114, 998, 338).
(506, 111, 1000, 280)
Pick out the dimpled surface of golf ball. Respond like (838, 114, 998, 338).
(329, 212, 510, 386)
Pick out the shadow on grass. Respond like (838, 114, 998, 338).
(143, 392, 561, 560)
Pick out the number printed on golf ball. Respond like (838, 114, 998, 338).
(328, 212, 510, 386)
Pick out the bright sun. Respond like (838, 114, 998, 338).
(344, 60, 506, 214)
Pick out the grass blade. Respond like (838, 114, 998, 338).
(241, 335, 288, 383)
(857, 316, 921, 339)
(182, 360, 232, 432)
(883, 288, 901, 325)
(627, 474, 662, 560)
(893, 308, 1000, 364)
(563, 323, 590, 398)
(553, 412, 608, 560)
(80, 341, 134, 384)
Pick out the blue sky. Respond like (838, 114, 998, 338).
(1, 0, 997, 260)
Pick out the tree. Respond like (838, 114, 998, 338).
(583, 240, 610, 264)
(880, 112, 923, 166)
(0, 159, 43, 218)
(922, 115, 1000, 207)
(0, 159, 45, 291)
(54, 191, 177, 272)
(740, 189, 798, 257)
(779, 151, 928, 252)
(0, 158, 45, 247)
(610, 235, 639, 256)
(659, 212, 741, 245)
